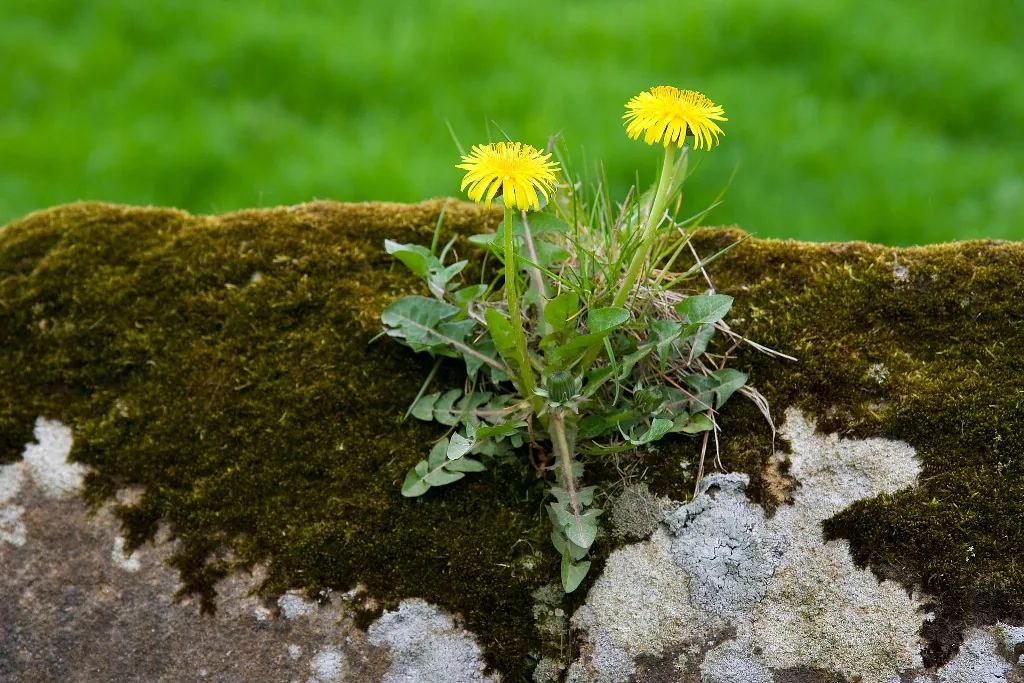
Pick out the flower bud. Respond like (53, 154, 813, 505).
(634, 384, 666, 415)
(545, 370, 576, 405)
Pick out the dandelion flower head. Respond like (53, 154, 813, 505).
(623, 86, 727, 150)
(457, 142, 559, 211)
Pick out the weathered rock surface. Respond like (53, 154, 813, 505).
(2, 201, 1023, 681)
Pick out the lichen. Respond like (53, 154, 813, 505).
(2, 200, 1023, 679)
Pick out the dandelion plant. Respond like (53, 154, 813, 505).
(380, 86, 776, 592)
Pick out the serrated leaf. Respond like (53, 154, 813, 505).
(549, 502, 576, 529)
(549, 487, 571, 506)
(550, 308, 631, 363)
(533, 240, 571, 267)
(432, 389, 462, 426)
(708, 368, 747, 407)
(577, 486, 596, 506)
(551, 529, 566, 554)
(453, 284, 488, 305)
(675, 294, 733, 325)
(685, 323, 716, 359)
(561, 552, 591, 593)
(567, 538, 589, 561)
(563, 513, 598, 549)
(577, 414, 608, 440)
(519, 212, 571, 235)
(381, 296, 460, 347)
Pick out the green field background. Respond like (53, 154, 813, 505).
(2, 0, 1021, 244)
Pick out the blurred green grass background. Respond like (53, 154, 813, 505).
(1, 0, 1021, 244)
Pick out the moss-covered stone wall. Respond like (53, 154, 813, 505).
(1, 200, 1021, 679)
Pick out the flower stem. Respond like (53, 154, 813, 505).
(613, 145, 677, 309)
(576, 146, 678, 374)
(503, 203, 538, 405)
(550, 408, 584, 540)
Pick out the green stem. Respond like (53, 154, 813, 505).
(503, 203, 539, 408)
(612, 145, 677, 309)
(576, 146, 678, 374)
(518, 210, 550, 336)
(550, 409, 584, 540)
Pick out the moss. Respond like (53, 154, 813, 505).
(2, 200, 1022, 677)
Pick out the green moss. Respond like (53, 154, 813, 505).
(1, 201, 1022, 676)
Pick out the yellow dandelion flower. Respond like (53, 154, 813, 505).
(456, 142, 560, 211)
(623, 86, 727, 150)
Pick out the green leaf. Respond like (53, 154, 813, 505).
(561, 552, 591, 593)
(676, 413, 715, 434)
(520, 212, 571, 235)
(626, 418, 674, 445)
(476, 419, 527, 440)
(578, 486, 596, 506)
(428, 260, 468, 294)
(686, 369, 748, 409)
(544, 292, 580, 333)
(675, 294, 734, 325)
(385, 240, 436, 278)
(709, 368, 747, 407)
(551, 529, 566, 554)
(447, 457, 486, 472)
(550, 308, 631, 363)
(427, 440, 447, 468)
(411, 393, 439, 422)
(435, 319, 477, 349)
(548, 487, 571, 507)
(533, 240, 571, 267)
(381, 295, 460, 348)
(563, 510, 599, 549)
(453, 284, 488, 305)
(577, 414, 608, 440)
(588, 307, 631, 333)
(484, 308, 517, 356)
(432, 389, 462, 426)
(401, 466, 431, 497)
(685, 323, 716, 359)
(423, 466, 464, 487)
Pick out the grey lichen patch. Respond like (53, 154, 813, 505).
(367, 599, 500, 683)
(608, 483, 664, 542)
(996, 623, 1024, 666)
(570, 409, 930, 683)
(750, 408, 927, 679)
(911, 627, 1020, 682)
(572, 529, 697, 665)
(309, 646, 350, 682)
(664, 473, 784, 621)
(700, 635, 773, 683)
